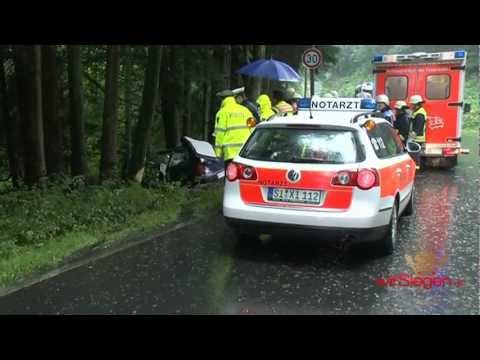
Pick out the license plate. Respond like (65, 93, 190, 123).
(267, 188, 323, 205)
(217, 171, 225, 179)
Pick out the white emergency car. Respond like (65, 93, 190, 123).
(223, 97, 420, 255)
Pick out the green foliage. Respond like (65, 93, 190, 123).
(0, 180, 224, 287)
(0, 182, 187, 251)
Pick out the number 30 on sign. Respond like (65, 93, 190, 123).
(303, 48, 323, 69)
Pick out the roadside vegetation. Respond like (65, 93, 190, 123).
(0, 179, 223, 288)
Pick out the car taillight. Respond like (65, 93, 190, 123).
(195, 162, 206, 176)
(332, 171, 357, 186)
(357, 169, 378, 190)
(225, 162, 257, 182)
(226, 162, 239, 181)
(332, 169, 379, 190)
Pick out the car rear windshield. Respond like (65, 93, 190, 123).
(240, 126, 365, 164)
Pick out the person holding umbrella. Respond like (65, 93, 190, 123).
(285, 87, 302, 114)
(235, 58, 301, 117)
(272, 89, 294, 116)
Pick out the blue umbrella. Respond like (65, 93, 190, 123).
(236, 59, 301, 82)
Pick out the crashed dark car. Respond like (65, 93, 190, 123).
(153, 136, 225, 185)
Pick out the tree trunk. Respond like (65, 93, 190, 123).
(18, 46, 46, 186)
(1, 52, 25, 186)
(203, 80, 211, 141)
(67, 45, 87, 176)
(162, 46, 183, 149)
(230, 45, 245, 89)
(201, 47, 213, 142)
(213, 45, 231, 92)
(248, 45, 266, 101)
(182, 48, 192, 137)
(122, 46, 133, 179)
(127, 46, 162, 183)
(41, 45, 64, 176)
(99, 45, 120, 181)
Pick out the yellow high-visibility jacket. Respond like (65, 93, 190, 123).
(214, 97, 253, 160)
(273, 100, 294, 116)
(412, 107, 427, 143)
(256, 94, 276, 122)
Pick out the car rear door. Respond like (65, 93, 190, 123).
(237, 125, 365, 211)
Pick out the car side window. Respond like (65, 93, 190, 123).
(368, 123, 403, 158)
(367, 126, 390, 159)
(378, 123, 403, 156)
(387, 125, 405, 153)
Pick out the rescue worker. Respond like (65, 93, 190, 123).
(409, 95, 427, 144)
(355, 82, 373, 98)
(232, 87, 261, 124)
(375, 94, 395, 124)
(285, 87, 302, 114)
(214, 95, 253, 167)
(256, 94, 276, 122)
(271, 89, 294, 116)
(393, 101, 411, 145)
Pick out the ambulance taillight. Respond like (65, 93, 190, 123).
(332, 169, 379, 190)
(226, 162, 257, 182)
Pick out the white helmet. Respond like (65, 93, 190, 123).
(361, 82, 373, 93)
(409, 95, 424, 105)
(394, 100, 408, 109)
(375, 94, 390, 106)
(356, 92, 372, 99)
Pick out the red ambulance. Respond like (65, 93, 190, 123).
(373, 50, 471, 168)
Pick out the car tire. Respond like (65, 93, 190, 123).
(402, 186, 414, 217)
(378, 204, 398, 256)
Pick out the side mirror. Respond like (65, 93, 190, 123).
(464, 103, 471, 114)
(405, 141, 421, 154)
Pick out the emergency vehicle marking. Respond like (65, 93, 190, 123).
(310, 100, 360, 111)
(428, 116, 445, 130)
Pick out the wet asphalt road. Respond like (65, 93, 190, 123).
(0, 134, 478, 315)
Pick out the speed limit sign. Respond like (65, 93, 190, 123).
(303, 48, 323, 69)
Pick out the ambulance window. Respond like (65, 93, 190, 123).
(385, 76, 408, 100)
(426, 74, 450, 99)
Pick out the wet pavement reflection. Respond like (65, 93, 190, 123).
(0, 134, 478, 315)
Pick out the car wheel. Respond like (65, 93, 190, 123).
(379, 204, 398, 256)
(402, 186, 414, 217)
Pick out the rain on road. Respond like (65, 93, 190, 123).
(0, 133, 478, 315)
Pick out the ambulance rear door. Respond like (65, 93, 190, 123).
(414, 61, 465, 145)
